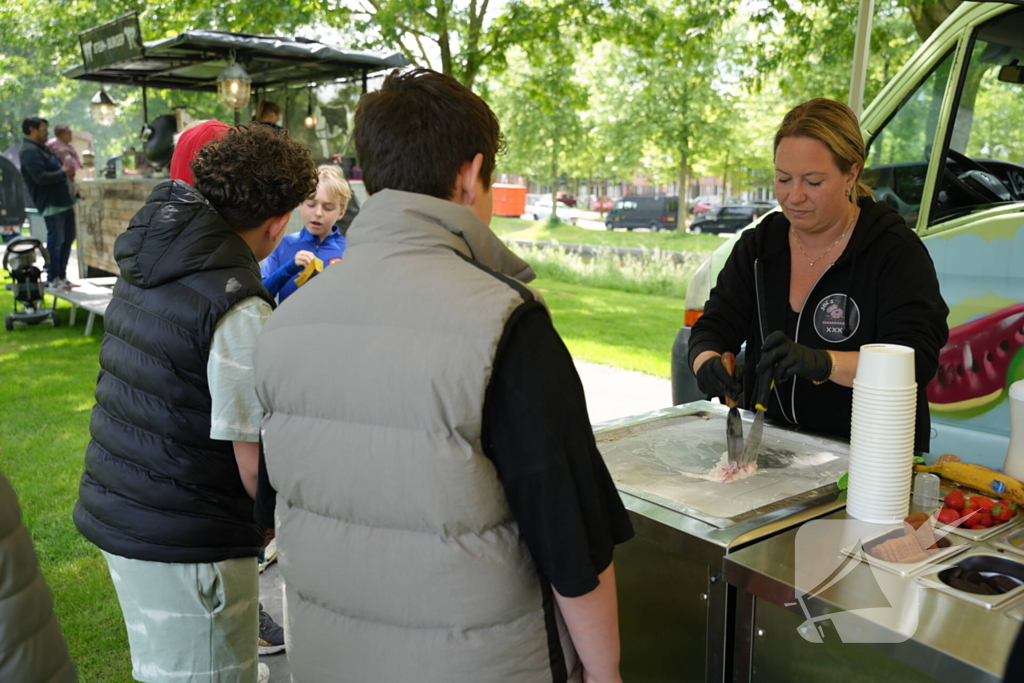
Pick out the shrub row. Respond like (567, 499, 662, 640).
(507, 241, 704, 299)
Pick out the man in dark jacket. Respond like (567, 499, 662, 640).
(73, 124, 316, 683)
(19, 116, 76, 288)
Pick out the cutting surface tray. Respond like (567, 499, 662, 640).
(597, 408, 849, 529)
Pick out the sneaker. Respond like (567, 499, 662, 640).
(61, 278, 80, 288)
(257, 662, 270, 683)
(258, 538, 278, 573)
(258, 604, 286, 655)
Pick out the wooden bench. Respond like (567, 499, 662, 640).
(50, 277, 116, 335)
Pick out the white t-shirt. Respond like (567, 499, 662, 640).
(207, 296, 273, 443)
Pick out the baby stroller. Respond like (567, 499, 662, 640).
(4, 236, 59, 331)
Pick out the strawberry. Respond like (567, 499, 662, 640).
(971, 524, 989, 530)
(999, 499, 1018, 513)
(975, 510, 994, 527)
(992, 504, 1014, 522)
(960, 506, 979, 523)
(943, 490, 965, 511)
(937, 508, 961, 525)
(971, 496, 996, 510)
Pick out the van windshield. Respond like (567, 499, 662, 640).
(933, 7, 1024, 223)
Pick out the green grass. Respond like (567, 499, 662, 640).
(535, 276, 681, 378)
(490, 215, 725, 252)
(0, 296, 132, 682)
(0, 271, 679, 681)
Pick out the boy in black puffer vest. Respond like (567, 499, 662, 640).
(73, 124, 317, 683)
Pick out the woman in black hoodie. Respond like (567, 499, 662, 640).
(689, 99, 949, 452)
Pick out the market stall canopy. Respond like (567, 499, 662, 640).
(65, 30, 409, 91)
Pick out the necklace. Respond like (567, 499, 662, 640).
(791, 215, 853, 267)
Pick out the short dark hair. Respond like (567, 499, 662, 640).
(22, 117, 47, 135)
(354, 68, 505, 199)
(191, 124, 318, 231)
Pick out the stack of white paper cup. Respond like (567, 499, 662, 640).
(847, 343, 917, 524)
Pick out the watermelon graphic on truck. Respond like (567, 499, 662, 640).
(928, 303, 1024, 414)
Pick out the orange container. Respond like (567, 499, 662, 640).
(492, 184, 527, 217)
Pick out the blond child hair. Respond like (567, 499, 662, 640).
(316, 165, 352, 211)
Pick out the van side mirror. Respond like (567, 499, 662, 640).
(999, 60, 1024, 84)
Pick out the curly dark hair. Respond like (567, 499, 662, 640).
(355, 68, 505, 199)
(191, 124, 317, 231)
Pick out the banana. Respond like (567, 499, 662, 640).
(914, 461, 1024, 506)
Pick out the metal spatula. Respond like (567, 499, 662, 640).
(740, 368, 774, 466)
(721, 352, 744, 465)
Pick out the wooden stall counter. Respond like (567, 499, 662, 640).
(76, 178, 162, 277)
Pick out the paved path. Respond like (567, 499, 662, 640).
(258, 360, 672, 680)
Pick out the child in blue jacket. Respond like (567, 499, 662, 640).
(262, 165, 350, 302)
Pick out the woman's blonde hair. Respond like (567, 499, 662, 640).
(773, 98, 874, 204)
(256, 100, 281, 121)
(316, 164, 352, 210)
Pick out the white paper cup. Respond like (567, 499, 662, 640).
(853, 382, 917, 397)
(851, 412, 917, 424)
(853, 378, 918, 392)
(850, 432, 915, 446)
(855, 344, 916, 389)
(850, 424, 916, 439)
(848, 465, 912, 484)
(849, 476, 913, 494)
(848, 489, 910, 505)
(848, 456, 913, 475)
(847, 505, 910, 525)
(849, 451, 913, 466)
(851, 399, 917, 414)
(850, 413, 917, 426)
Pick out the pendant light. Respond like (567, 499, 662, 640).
(217, 50, 252, 112)
(304, 88, 317, 129)
(90, 88, 117, 127)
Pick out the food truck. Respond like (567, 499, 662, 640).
(65, 12, 406, 276)
(615, 2, 1024, 680)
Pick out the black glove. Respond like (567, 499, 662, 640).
(755, 331, 832, 383)
(695, 355, 742, 401)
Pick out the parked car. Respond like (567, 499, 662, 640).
(690, 196, 717, 215)
(593, 195, 614, 212)
(606, 195, 679, 231)
(671, 0, 1024, 468)
(689, 204, 764, 234)
(524, 196, 579, 224)
(556, 191, 577, 207)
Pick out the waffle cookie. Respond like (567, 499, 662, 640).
(871, 534, 930, 564)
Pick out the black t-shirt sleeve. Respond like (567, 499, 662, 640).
(254, 438, 276, 529)
(482, 302, 634, 598)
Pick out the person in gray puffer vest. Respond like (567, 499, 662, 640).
(254, 68, 635, 683)
(0, 470, 78, 683)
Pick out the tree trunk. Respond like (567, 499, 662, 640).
(678, 150, 690, 230)
(721, 149, 730, 203)
(551, 144, 559, 224)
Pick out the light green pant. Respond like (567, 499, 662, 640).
(102, 551, 259, 683)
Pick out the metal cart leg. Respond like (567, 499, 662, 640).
(85, 311, 96, 335)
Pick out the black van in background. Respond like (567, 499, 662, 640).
(605, 195, 679, 231)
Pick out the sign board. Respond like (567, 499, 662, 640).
(79, 12, 143, 71)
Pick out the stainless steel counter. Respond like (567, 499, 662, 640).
(723, 508, 1022, 682)
(596, 402, 849, 682)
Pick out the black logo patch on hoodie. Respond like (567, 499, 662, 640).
(814, 293, 859, 343)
